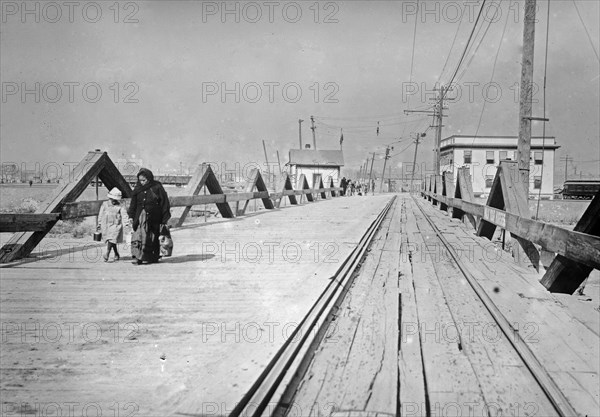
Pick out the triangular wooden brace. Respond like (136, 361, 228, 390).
(330, 177, 338, 197)
(238, 169, 275, 216)
(440, 171, 454, 212)
(435, 175, 444, 208)
(452, 167, 477, 228)
(427, 176, 433, 202)
(318, 177, 327, 199)
(298, 174, 314, 202)
(170, 164, 234, 227)
(431, 175, 439, 206)
(276, 173, 298, 208)
(476, 161, 539, 271)
(0, 151, 133, 263)
(541, 189, 600, 293)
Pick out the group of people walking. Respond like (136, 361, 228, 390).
(340, 177, 375, 196)
(97, 168, 171, 265)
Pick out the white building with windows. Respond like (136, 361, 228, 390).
(439, 135, 559, 199)
(287, 149, 344, 189)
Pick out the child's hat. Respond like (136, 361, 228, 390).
(107, 188, 122, 200)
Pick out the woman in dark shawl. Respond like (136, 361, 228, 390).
(127, 168, 171, 264)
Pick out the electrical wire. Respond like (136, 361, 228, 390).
(407, 0, 419, 111)
(473, 3, 510, 139)
(572, 0, 600, 62)
(441, 0, 488, 101)
(437, 2, 467, 85)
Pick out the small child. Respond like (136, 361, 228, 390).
(97, 188, 128, 262)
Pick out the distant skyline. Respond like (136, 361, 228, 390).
(1, 1, 599, 182)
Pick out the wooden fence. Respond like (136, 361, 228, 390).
(0, 151, 342, 263)
(420, 161, 600, 295)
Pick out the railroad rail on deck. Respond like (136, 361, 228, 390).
(420, 161, 600, 294)
(0, 150, 342, 263)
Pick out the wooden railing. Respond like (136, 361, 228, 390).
(0, 150, 342, 263)
(419, 162, 600, 294)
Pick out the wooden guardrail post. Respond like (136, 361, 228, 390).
(330, 178, 338, 197)
(451, 167, 477, 229)
(441, 171, 455, 213)
(298, 174, 314, 202)
(237, 169, 274, 216)
(0, 151, 132, 263)
(435, 175, 444, 209)
(170, 164, 234, 227)
(476, 161, 540, 271)
(541, 189, 600, 293)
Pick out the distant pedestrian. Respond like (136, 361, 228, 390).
(341, 177, 348, 196)
(350, 180, 356, 196)
(29, 180, 33, 187)
(98, 188, 128, 262)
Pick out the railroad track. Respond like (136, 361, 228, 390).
(229, 196, 397, 417)
(410, 195, 577, 417)
(229, 194, 583, 417)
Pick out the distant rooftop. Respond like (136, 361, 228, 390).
(441, 135, 559, 150)
(288, 149, 344, 167)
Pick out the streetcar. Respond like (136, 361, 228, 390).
(561, 179, 600, 199)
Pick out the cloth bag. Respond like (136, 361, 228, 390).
(159, 224, 173, 257)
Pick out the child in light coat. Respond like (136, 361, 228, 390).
(97, 188, 128, 262)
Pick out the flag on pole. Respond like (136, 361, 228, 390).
(376, 121, 380, 136)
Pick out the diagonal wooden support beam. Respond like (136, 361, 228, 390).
(541, 189, 600, 293)
(0, 151, 132, 263)
(476, 161, 540, 271)
(298, 174, 314, 202)
(238, 169, 274, 216)
(275, 173, 298, 208)
(170, 165, 234, 227)
(451, 167, 477, 228)
(330, 178, 338, 197)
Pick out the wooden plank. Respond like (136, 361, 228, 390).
(0, 213, 62, 232)
(412, 198, 559, 416)
(288, 200, 399, 413)
(542, 189, 600, 293)
(417, 199, 599, 416)
(404, 199, 486, 411)
(397, 198, 427, 413)
(171, 194, 226, 207)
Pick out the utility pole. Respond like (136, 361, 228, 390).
(560, 155, 572, 183)
(380, 146, 392, 193)
(298, 119, 304, 149)
(434, 86, 448, 175)
(411, 133, 426, 194)
(310, 116, 317, 150)
(368, 152, 375, 195)
(517, 0, 537, 199)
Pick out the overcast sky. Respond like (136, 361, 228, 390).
(1, 0, 599, 180)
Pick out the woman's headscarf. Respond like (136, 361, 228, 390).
(132, 168, 156, 195)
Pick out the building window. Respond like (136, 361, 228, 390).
(534, 151, 543, 165)
(534, 176, 542, 189)
(464, 150, 472, 164)
(486, 151, 495, 164)
(485, 175, 494, 188)
(499, 150, 508, 161)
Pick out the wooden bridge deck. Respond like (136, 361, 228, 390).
(0, 195, 393, 416)
(1, 194, 598, 416)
